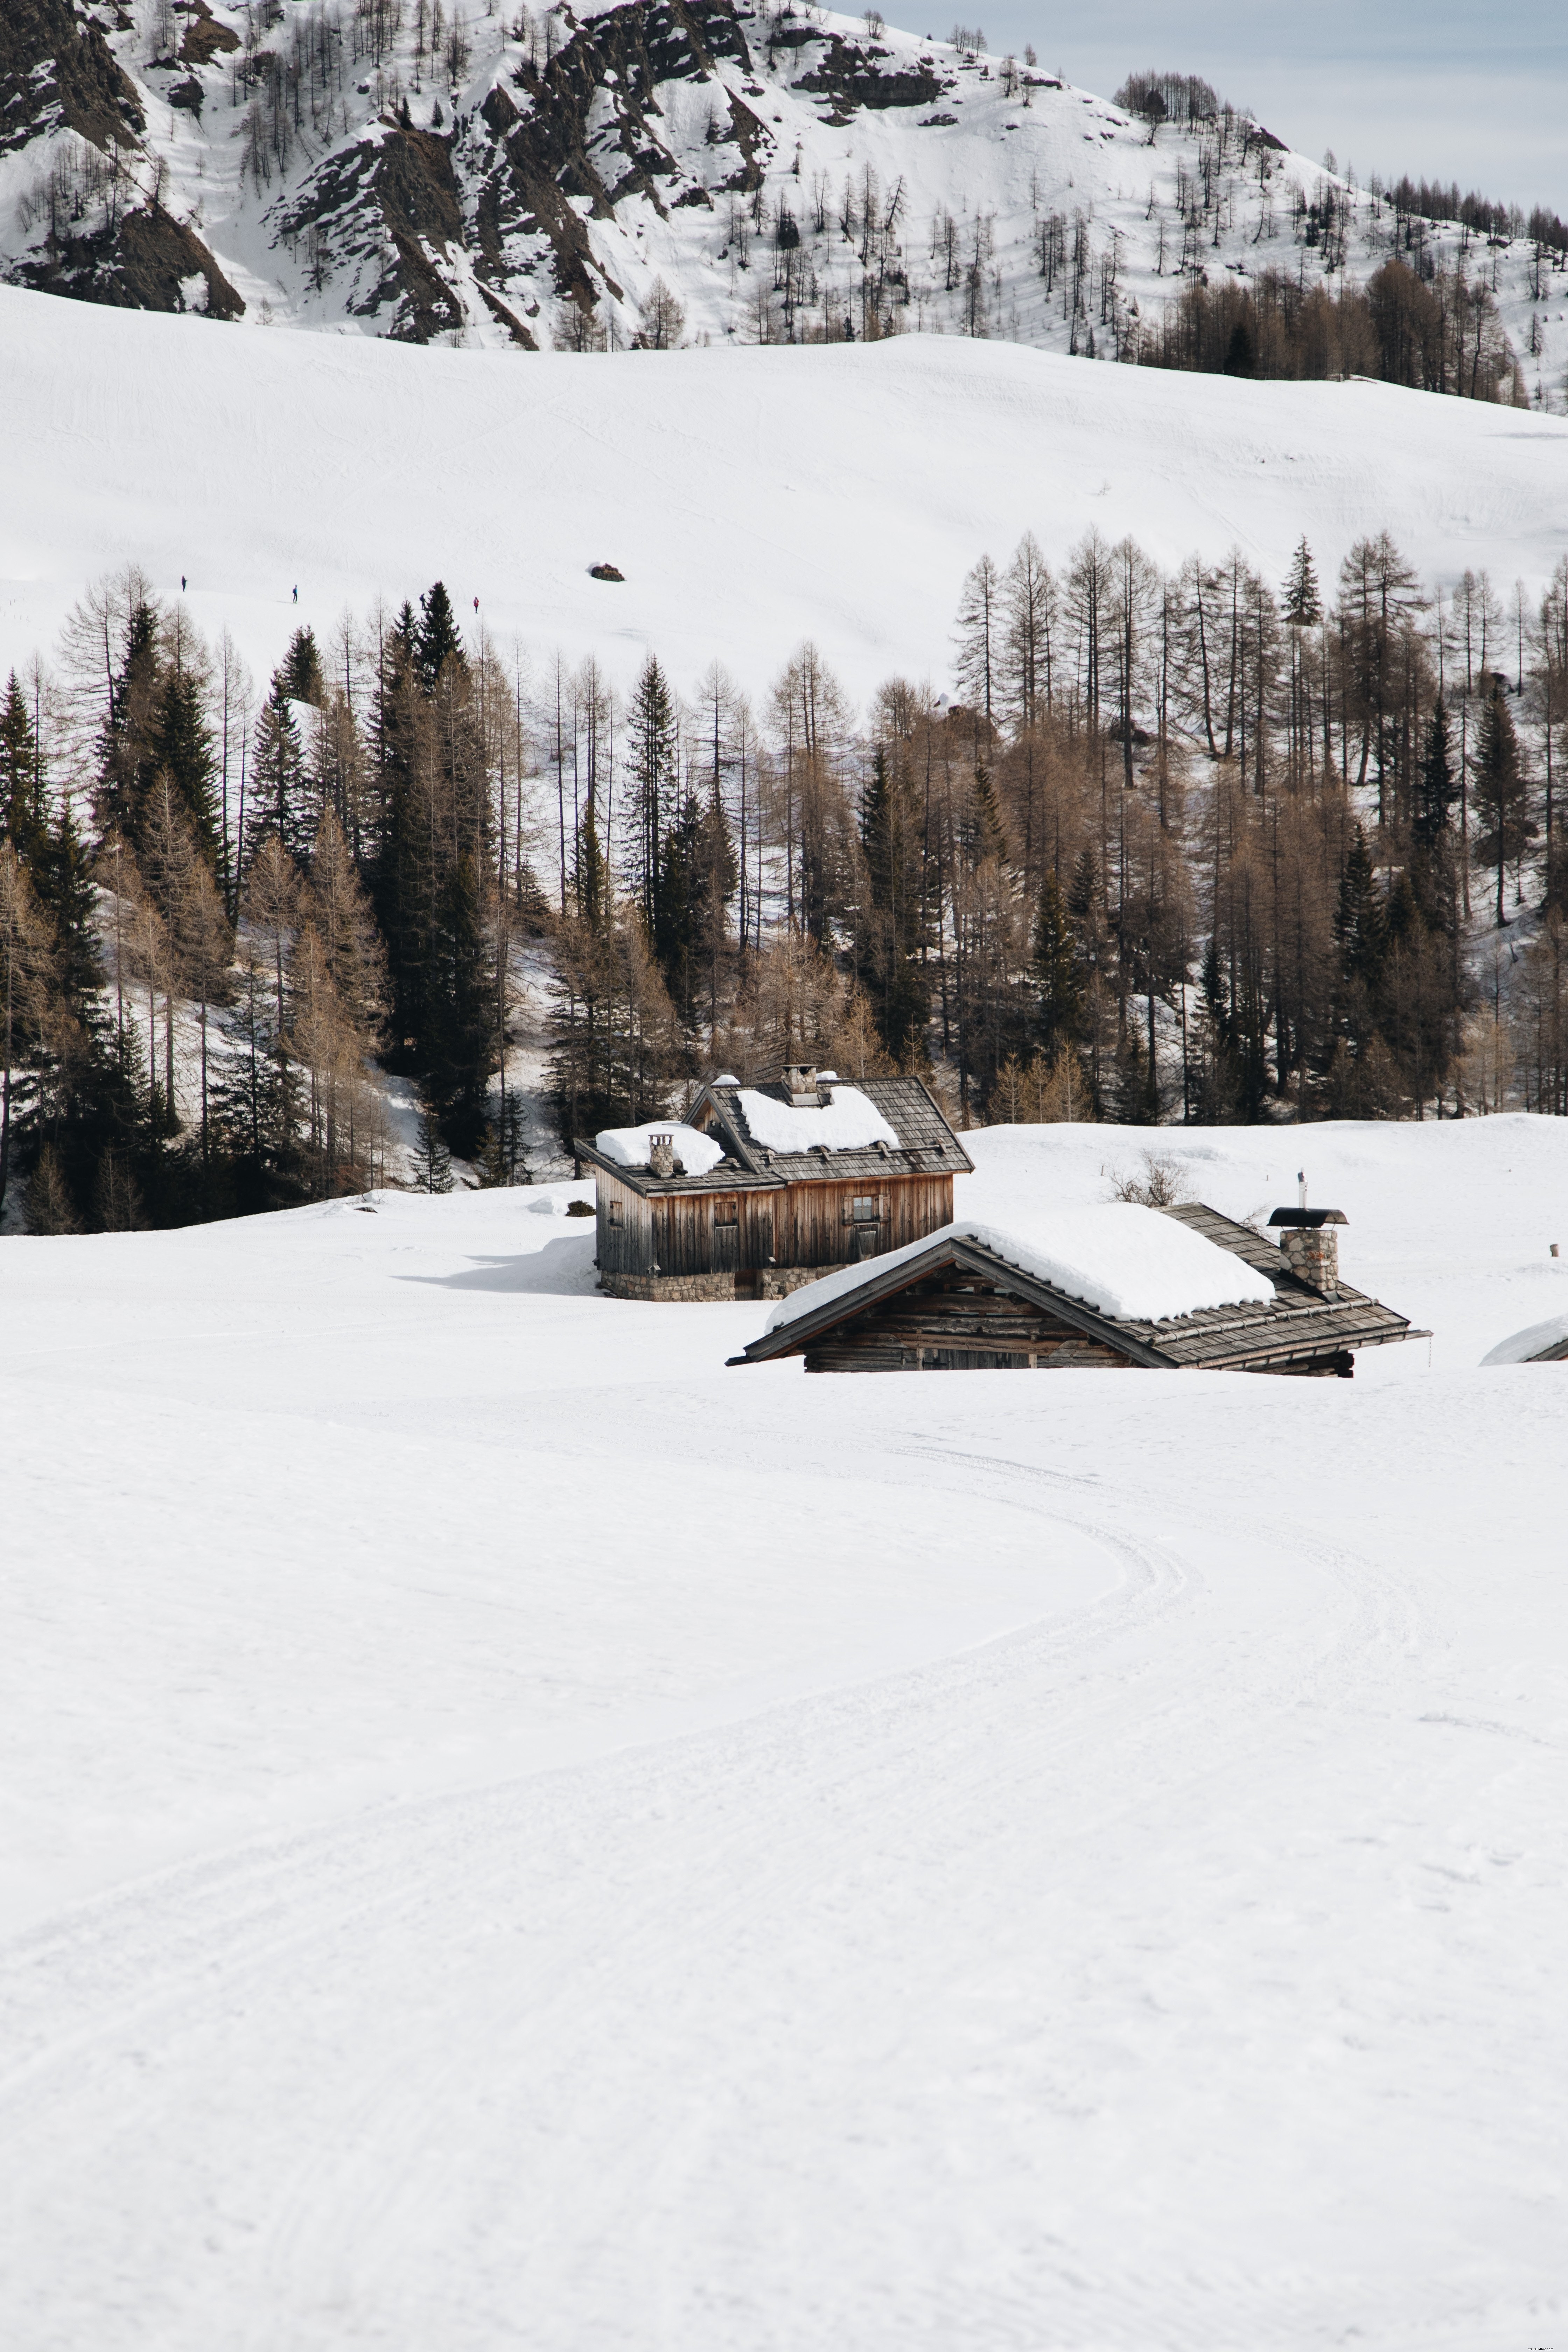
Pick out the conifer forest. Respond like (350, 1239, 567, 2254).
(4, 528, 1568, 1233)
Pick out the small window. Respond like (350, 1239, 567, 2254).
(851, 1195, 879, 1223)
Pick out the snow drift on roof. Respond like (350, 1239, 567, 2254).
(1481, 1309, 1568, 1365)
(594, 1122, 726, 1176)
(764, 1203, 1276, 1334)
(736, 1085, 898, 1156)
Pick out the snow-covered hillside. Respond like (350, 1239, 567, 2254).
(3, 0, 1565, 405)
(4, 1113, 1567, 2345)
(5, 279, 1568, 706)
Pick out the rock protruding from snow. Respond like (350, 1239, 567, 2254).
(764, 1201, 1276, 1333)
(594, 1122, 726, 1176)
(735, 1085, 898, 1155)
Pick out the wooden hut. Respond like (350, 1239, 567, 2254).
(575, 1065, 972, 1301)
(730, 1199, 1424, 1376)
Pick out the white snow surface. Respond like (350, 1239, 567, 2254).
(763, 1199, 1276, 1334)
(593, 1121, 725, 1175)
(4, 284, 1568, 705)
(4, 1114, 1568, 2348)
(1482, 1306, 1568, 1363)
(3, 3, 1562, 407)
(735, 1082, 898, 1155)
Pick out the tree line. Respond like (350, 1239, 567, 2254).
(4, 522, 1568, 1234)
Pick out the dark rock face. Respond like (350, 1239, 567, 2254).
(1, 0, 952, 341)
(2, 0, 243, 316)
(14, 199, 245, 317)
(0, 0, 144, 156)
(792, 36, 943, 115)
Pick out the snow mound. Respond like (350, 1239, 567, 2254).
(736, 1086, 898, 1156)
(765, 1202, 1276, 1334)
(1482, 1310, 1568, 1365)
(594, 1122, 725, 1176)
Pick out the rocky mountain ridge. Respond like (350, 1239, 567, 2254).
(0, 0, 1562, 404)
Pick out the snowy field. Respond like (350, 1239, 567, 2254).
(4, 1114, 1568, 2348)
(4, 283, 1568, 706)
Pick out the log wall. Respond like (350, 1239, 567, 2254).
(800, 1272, 1133, 1373)
(627, 1172, 955, 1279)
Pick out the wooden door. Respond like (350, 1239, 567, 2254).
(713, 1198, 740, 1271)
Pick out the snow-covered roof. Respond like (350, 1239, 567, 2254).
(764, 1204, 1276, 1335)
(1481, 1310, 1568, 1365)
(594, 1122, 725, 1176)
(734, 1085, 899, 1157)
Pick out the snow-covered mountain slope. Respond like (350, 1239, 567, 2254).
(3, 1114, 1567, 2345)
(3, 0, 1564, 405)
(4, 279, 1567, 705)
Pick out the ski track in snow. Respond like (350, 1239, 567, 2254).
(3, 1121, 1568, 2344)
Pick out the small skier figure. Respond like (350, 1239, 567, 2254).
(473, 596, 479, 613)
(181, 575, 187, 591)
(292, 585, 299, 603)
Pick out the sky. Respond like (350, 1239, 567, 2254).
(932, 1, 1566, 215)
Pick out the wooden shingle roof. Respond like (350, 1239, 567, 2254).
(576, 1075, 972, 1198)
(733, 1198, 1425, 1372)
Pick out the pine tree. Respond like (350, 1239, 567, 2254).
(0, 673, 47, 868)
(627, 657, 679, 928)
(415, 582, 463, 690)
(97, 598, 163, 847)
(1283, 537, 1322, 628)
(1031, 869, 1083, 1057)
(248, 688, 310, 866)
(1335, 824, 1386, 987)
(654, 790, 704, 1015)
(1414, 696, 1458, 849)
(277, 626, 326, 706)
(574, 788, 610, 933)
(1470, 681, 1534, 927)
(413, 1094, 455, 1192)
(154, 668, 220, 862)
(425, 854, 494, 1158)
(857, 747, 929, 1063)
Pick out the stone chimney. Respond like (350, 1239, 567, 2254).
(648, 1131, 677, 1178)
(782, 1063, 821, 1107)
(1268, 1174, 1348, 1297)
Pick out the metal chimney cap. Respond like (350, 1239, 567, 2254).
(1268, 1206, 1348, 1228)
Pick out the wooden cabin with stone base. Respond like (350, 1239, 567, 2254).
(575, 1066, 972, 1302)
(731, 1199, 1425, 1376)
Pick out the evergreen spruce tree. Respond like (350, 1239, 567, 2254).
(248, 687, 310, 866)
(97, 600, 163, 847)
(1031, 870, 1083, 1058)
(858, 747, 929, 1063)
(1414, 697, 1458, 850)
(574, 788, 610, 933)
(654, 791, 704, 1015)
(413, 1094, 455, 1192)
(415, 583, 463, 689)
(1470, 681, 1534, 927)
(0, 673, 47, 868)
(627, 657, 679, 928)
(1283, 537, 1322, 628)
(426, 854, 494, 1158)
(154, 668, 220, 861)
(967, 763, 1008, 865)
(277, 626, 326, 706)
(1335, 824, 1386, 989)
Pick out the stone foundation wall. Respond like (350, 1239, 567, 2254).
(598, 1265, 841, 1303)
